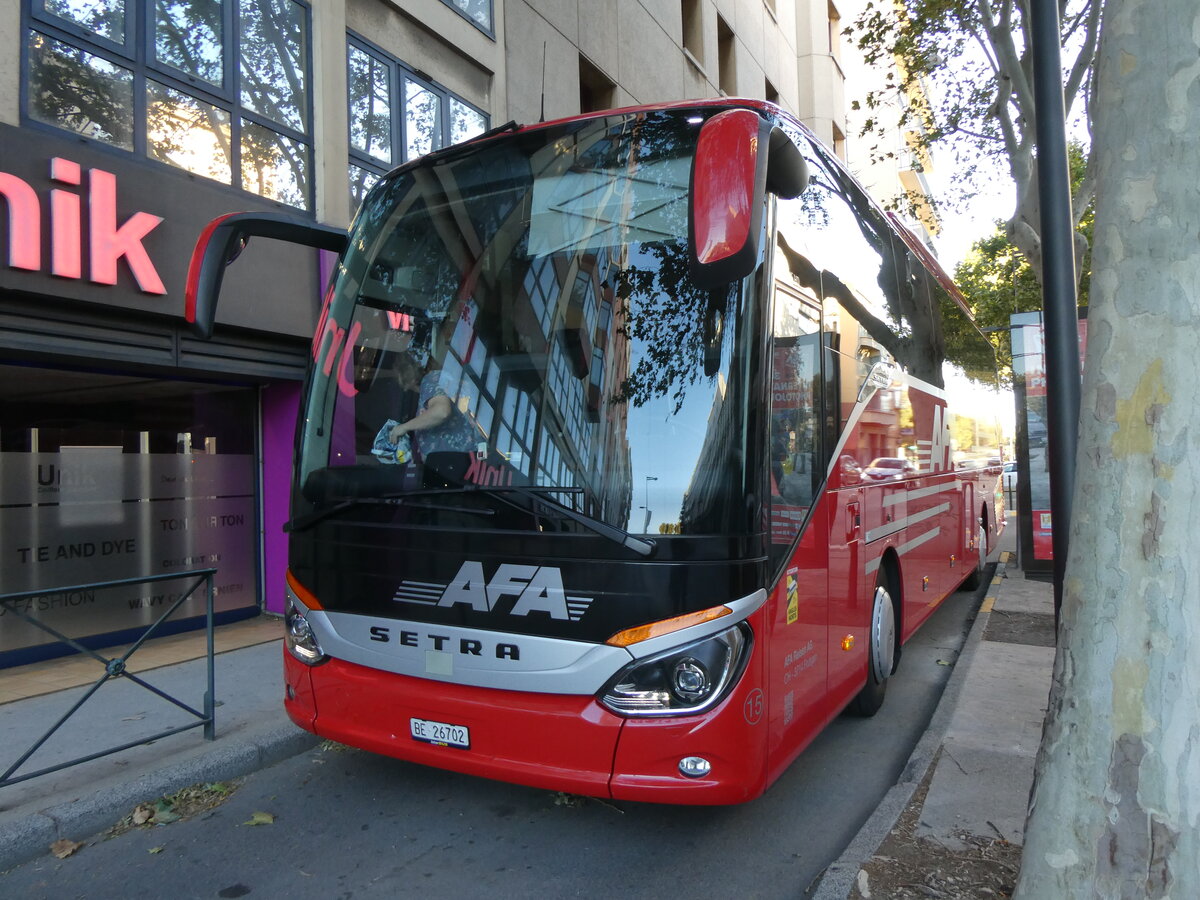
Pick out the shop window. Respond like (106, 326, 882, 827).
(25, 0, 313, 210)
(347, 35, 488, 211)
(0, 364, 261, 666)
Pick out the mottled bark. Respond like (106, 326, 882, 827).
(1015, 0, 1200, 896)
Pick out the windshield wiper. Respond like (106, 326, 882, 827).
(285, 492, 495, 533)
(445, 485, 658, 558)
(288, 485, 657, 557)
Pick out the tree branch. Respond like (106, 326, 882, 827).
(1063, 0, 1102, 114)
(978, 0, 1035, 115)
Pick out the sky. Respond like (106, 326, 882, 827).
(932, 177, 1014, 272)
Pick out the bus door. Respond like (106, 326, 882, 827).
(961, 480, 982, 577)
(766, 280, 829, 752)
(827, 483, 866, 700)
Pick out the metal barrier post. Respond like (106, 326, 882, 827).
(205, 574, 216, 741)
(0, 569, 219, 788)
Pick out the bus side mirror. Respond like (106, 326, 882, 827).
(766, 127, 809, 200)
(688, 112, 809, 291)
(186, 212, 349, 340)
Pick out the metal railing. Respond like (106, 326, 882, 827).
(0, 569, 217, 788)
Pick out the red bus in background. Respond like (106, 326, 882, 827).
(188, 100, 1003, 804)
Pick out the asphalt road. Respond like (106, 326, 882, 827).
(0, 582, 985, 900)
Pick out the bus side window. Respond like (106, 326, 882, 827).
(776, 137, 910, 473)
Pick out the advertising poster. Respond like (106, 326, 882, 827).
(1010, 311, 1087, 564)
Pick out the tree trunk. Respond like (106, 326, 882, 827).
(1015, 1, 1200, 896)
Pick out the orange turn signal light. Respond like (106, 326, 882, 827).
(841, 634, 855, 652)
(606, 605, 732, 647)
(286, 569, 324, 610)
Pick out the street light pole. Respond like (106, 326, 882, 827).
(643, 475, 658, 534)
(1030, 1, 1081, 627)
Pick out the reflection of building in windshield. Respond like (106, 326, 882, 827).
(680, 373, 742, 534)
(327, 111, 761, 537)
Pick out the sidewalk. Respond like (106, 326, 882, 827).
(814, 517, 1057, 898)
(0, 618, 314, 872)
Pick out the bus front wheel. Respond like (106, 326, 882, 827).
(848, 574, 897, 717)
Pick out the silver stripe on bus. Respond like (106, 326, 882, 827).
(822, 391, 878, 484)
(883, 481, 959, 508)
(865, 526, 942, 574)
(392, 580, 447, 604)
(864, 502, 950, 544)
(294, 587, 767, 695)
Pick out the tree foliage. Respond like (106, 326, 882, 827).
(954, 142, 1093, 382)
(848, 0, 1102, 282)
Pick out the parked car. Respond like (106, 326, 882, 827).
(1028, 412, 1048, 446)
(862, 457, 916, 481)
(1003, 461, 1018, 492)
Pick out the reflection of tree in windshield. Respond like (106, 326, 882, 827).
(320, 109, 762, 538)
(614, 243, 736, 413)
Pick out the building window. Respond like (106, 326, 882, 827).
(828, 0, 842, 61)
(578, 55, 614, 115)
(832, 121, 846, 160)
(0, 364, 261, 667)
(681, 0, 702, 62)
(25, 0, 314, 210)
(439, 0, 492, 35)
(717, 15, 736, 95)
(347, 36, 488, 212)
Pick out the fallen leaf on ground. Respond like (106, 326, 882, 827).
(242, 811, 275, 826)
(50, 839, 83, 859)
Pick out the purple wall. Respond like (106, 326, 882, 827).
(261, 382, 301, 614)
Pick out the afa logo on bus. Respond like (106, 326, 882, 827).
(394, 561, 595, 622)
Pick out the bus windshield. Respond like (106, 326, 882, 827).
(297, 110, 761, 540)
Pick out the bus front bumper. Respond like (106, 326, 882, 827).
(283, 649, 768, 805)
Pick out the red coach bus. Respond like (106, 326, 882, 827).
(188, 100, 1003, 804)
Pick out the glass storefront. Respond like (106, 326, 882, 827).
(0, 364, 261, 665)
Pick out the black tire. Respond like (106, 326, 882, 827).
(847, 572, 898, 717)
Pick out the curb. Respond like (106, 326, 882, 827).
(809, 558, 1008, 899)
(0, 720, 319, 873)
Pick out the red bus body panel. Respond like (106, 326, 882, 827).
(285, 652, 623, 796)
(284, 633, 777, 804)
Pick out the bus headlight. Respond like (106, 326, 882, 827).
(285, 600, 328, 666)
(599, 623, 750, 716)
